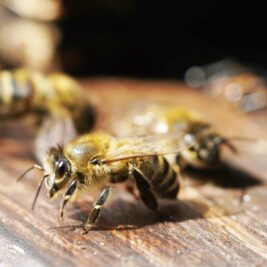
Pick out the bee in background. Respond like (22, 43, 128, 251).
(174, 121, 237, 169)
(110, 103, 238, 169)
(184, 59, 267, 113)
(18, 131, 191, 233)
(0, 68, 95, 161)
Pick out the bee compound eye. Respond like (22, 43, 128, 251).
(56, 160, 66, 177)
(184, 133, 195, 145)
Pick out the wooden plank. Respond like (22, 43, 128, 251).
(1, 79, 267, 267)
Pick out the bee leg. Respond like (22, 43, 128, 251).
(81, 186, 111, 234)
(175, 153, 188, 169)
(59, 179, 78, 221)
(131, 167, 158, 210)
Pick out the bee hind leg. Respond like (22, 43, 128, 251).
(81, 186, 111, 234)
(131, 167, 158, 210)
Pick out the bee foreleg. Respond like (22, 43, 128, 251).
(82, 186, 111, 234)
(59, 179, 78, 221)
(131, 167, 158, 210)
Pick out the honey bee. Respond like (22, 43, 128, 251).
(110, 103, 238, 169)
(0, 68, 95, 160)
(18, 131, 191, 233)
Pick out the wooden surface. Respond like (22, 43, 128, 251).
(1, 78, 267, 267)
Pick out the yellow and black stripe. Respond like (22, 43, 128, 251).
(0, 70, 35, 118)
(129, 155, 180, 210)
(0, 68, 95, 133)
(150, 156, 180, 199)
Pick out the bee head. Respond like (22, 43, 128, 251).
(196, 133, 222, 164)
(44, 146, 71, 198)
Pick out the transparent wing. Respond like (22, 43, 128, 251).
(34, 110, 77, 163)
(108, 100, 202, 137)
(103, 132, 193, 163)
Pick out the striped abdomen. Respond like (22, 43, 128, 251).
(148, 156, 180, 200)
(0, 70, 36, 119)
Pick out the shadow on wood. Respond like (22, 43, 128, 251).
(67, 198, 208, 231)
(184, 162, 262, 189)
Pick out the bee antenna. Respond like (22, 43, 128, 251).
(227, 136, 258, 142)
(220, 138, 238, 154)
(31, 174, 48, 211)
(220, 136, 266, 154)
(17, 164, 44, 182)
(56, 144, 63, 153)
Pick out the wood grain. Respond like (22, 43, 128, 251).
(1, 79, 267, 267)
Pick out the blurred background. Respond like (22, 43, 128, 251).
(0, 0, 267, 79)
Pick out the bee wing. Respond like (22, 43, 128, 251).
(104, 132, 192, 163)
(35, 110, 77, 163)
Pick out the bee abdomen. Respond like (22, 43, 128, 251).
(0, 70, 34, 118)
(151, 156, 180, 199)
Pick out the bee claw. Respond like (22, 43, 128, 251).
(59, 212, 64, 222)
(81, 229, 87, 235)
(81, 225, 92, 234)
